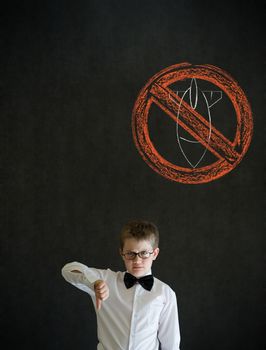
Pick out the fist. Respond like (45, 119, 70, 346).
(94, 280, 109, 310)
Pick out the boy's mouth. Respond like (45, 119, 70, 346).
(132, 266, 144, 270)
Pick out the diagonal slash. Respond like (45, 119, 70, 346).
(149, 83, 240, 164)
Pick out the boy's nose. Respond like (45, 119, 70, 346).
(134, 254, 142, 262)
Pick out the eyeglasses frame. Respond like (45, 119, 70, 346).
(121, 250, 155, 260)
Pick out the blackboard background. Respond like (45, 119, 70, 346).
(2, 1, 265, 349)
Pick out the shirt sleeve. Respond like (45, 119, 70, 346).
(61, 261, 104, 296)
(158, 287, 181, 350)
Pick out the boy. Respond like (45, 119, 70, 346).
(62, 220, 181, 349)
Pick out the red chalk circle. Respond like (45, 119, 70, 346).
(132, 63, 253, 184)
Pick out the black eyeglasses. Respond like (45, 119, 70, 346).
(122, 250, 154, 260)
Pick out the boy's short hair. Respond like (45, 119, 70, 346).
(120, 220, 159, 249)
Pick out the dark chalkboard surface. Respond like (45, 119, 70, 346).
(2, 1, 264, 349)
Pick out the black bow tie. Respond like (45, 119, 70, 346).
(124, 272, 154, 291)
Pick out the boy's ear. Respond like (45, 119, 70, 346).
(153, 247, 160, 260)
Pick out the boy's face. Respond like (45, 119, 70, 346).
(120, 238, 159, 278)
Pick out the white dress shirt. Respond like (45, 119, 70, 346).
(62, 262, 181, 350)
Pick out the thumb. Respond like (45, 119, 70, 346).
(96, 296, 102, 311)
